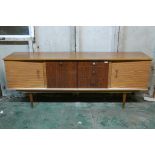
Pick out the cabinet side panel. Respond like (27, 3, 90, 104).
(4, 61, 45, 88)
(110, 61, 151, 88)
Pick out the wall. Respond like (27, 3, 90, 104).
(35, 26, 75, 52)
(0, 26, 155, 96)
(118, 26, 155, 58)
(75, 26, 119, 52)
(34, 26, 118, 52)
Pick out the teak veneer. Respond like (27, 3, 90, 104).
(3, 52, 152, 108)
(4, 52, 151, 61)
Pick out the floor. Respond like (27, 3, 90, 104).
(0, 93, 155, 129)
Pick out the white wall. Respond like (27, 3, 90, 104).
(118, 26, 155, 58)
(34, 26, 118, 52)
(76, 26, 118, 52)
(35, 26, 75, 52)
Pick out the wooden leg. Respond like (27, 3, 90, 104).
(122, 93, 127, 109)
(29, 93, 34, 108)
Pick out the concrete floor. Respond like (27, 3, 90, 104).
(0, 93, 155, 129)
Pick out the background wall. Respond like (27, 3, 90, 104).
(0, 26, 155, 96)
(75, 26, 119, 52)
(35, 26, 75, 52)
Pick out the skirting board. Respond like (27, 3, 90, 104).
(144, 96, 155, 102)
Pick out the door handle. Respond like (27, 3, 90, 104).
(115, 70, 118, 78)
(36, 70, 40, 79)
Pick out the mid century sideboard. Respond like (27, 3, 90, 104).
(3, 52, 152, 108)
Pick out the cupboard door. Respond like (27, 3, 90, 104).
(110, 61, 151, 88)
(78, 61, 109, 88)
(5, 61, 46, 88)
(46, 61, 77, 88)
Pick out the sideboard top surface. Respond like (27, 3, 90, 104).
(4, 52, 152, 61)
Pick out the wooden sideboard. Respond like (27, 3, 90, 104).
(3, 52, 152, 108)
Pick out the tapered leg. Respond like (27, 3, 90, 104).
(29, 93, 34, 108)
(122, 93, 127, 109)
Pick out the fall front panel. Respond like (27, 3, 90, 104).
(78, 61, 109, 88)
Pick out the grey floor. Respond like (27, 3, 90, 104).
(0, 93, 155, 129)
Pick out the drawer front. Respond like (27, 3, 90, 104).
(110, 61, 151, 88)
(46, 61, 77, 88)
(78, 61, 109, 88)
(78, 61, 108, 67)
(5, 61, 46, 88)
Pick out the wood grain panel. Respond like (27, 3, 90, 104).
(4, 52, 152, 61)
(78, 61, 109, 88)
(46, 61, 77, 88)
(5, 61, 45, 88)
(110, 61, 151, 88)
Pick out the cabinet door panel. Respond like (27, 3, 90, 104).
(78, 61, 109, 88)
(46, 61, 77, 88)
(110, 61, 151, 88)
(5, 61, 45, 88)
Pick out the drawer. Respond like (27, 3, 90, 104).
(78, 61, 109, 88)
(78, 61, 108, 67)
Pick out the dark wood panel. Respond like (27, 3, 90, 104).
(78, 61, 109, 88)
(46, 61, 77, 88)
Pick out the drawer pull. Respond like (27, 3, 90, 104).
(36, 70, 40, 79)
(104, 61, 108, 63)
(115, 70, 118, 78)
(92, 62, 96, 65)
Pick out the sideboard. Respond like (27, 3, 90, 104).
(3, 52, 152, 108)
